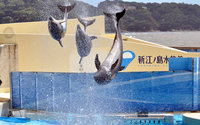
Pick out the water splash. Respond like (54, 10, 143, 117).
(79, 6, 89, 18)
(79, 63, 84, 72)
(64, 0, 69, 6)
(65, 0, 76, 6)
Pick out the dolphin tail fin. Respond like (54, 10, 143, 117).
(58, 40, 63, 47)
(90, 36, 97, 40)
(78, 17, 96, 31)
(57, 3, 76, 13)
(103, 8, 126, 22)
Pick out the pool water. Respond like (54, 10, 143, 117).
(0, 121, 53, 125)
(123, 114, 186, 125)
(0, 117, 59, 125)
(174, 114, 185, 125)
(0, 114, 187, 125)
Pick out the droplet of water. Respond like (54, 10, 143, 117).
(89, 86, 93, 91)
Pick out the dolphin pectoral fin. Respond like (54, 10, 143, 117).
(95, 54, 101, 70)
(119, 66, 125, 71)
(59, 21, 67, 24)
(111, 59, 119, 70)
(90, 36, 97, 40)
(58, 40, 63, 47)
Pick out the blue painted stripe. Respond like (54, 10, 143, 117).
(199, 58, 200, 110)
(169, 58, 193, 71)
(36, 73, 53, 111)
(20, 72, 37, 110)
(193, 58, 199, 110)
(52, 73, 69, 113)
(11, 72, 21, 109)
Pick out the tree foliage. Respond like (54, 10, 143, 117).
(99, 1, 200, 32)
(0, 0, 200, 32)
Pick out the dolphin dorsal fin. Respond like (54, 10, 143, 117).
(79, 57, 83, 64)
(95, 54, 101, 70)
(111, 59, 119, 70)
(58, 40, 63, 47)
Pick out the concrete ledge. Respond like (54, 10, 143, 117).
(0, 92, 10, 102)
(183, 113, 200, 125)
(0, 88, 10, 93)
(26, 112, 174, 124)
(0, 102, 9, 117)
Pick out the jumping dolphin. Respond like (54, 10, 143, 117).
(48, 3, 76, 47)
(78, 17, 96, 32)
(76, 24, 97, 64)
(94, 7, 126, 85)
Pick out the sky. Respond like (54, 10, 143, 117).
(81, 0, 200, 7)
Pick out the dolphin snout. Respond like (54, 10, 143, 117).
(77, 24, 81, 30)
(94, 71, 112, 85)
(49, 16, 53, 21)
(94, 75, 106, 84)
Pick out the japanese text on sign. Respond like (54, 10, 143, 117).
(138, 55, 183, 64)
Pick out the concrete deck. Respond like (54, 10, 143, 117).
(0, 88, 10, 102)
(183, 113, 200, 125)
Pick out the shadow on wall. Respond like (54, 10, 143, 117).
(0, 44, 17, 89)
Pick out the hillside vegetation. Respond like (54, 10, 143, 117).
(0, 0, 200, 32)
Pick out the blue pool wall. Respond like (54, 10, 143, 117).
(11, 58, 200, 113)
